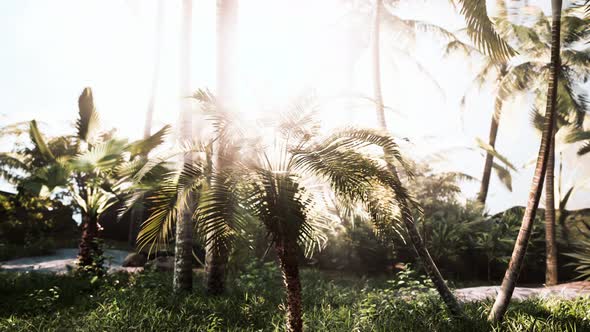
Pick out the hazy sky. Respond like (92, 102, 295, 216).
(1, 0, 588, 213)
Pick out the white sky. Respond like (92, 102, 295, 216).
(1, 0, 589, 213)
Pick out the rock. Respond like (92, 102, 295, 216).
(145, 256, 174, 272)
(122, 252, 147, 267)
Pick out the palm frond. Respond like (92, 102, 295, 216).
(559, 186, 574, 211)
(492, 162, 512, 192)
(453, 0, 516, 61)
(0, 121, 31, 138)
(565, 129, 590, 143)
(71, 139, 128, 174)
(529, 107, 546, 133)
(76, 87, 100, 143)
(126, 125, 171, 158)
(577, 142, 590, 156)
(137, 177, 179, 253)
(475, 137, 517, 171)
(29, 120, 55, 162)
(137, 161, 204, 253)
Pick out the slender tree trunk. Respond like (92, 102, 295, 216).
(173, 0, 194, 293)
(78, 214, 102, 271)
(488, 0, 562, 321)
(370, 0, 461, 317)
(143, 0, 165, 140)
(389, 171, 463, 317)
(205, 0, 238, 295)
(129, 0, 166, 249)
(545, 132, 558, 285)
(372, 0, 386, 129)
(477, 110, 500, 204)
(275, 238, 304, 332)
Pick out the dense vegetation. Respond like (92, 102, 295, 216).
(1, 0, 590, 331)
(2, 264, 590, 332)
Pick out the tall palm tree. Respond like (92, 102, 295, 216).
(368, 0, 514, 317)
(205, 0, 239, 296)
(488, 0, 564, 322)
(129, 0, 166, 248)
(513, 5, 590, 285)
(173, 0, 194, 293)
(444, 0, 540, 205)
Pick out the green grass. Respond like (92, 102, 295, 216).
(1, 262, 589, 331)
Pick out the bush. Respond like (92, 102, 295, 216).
(0, 192, 77, 260)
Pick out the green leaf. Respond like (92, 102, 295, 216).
(29, 120, 55, 162)
(453, 0, 516, 62)
(475, 137, 517, 171)
(76, 87, 100, 143)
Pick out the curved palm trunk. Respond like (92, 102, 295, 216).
(275, 238, 303, 332)
(389, 167, 463, 317)
(78, 214, 103, 271)
(205, 0, 238, 295)
(173, 0, 194, 293)
(545, 132, 558, 285)
(488, 0, 562, 321)
(477, 110, 500, 204)
(370, 0, 461, 317)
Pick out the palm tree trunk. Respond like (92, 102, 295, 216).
(275, 238, 303, 332)
(389, 169, 463, 317)
(488, 0, 562, 321)
(143, 0, 165, 141)
(477, 110, 500, 204)
(78, 214, 102, 271)
(372, 0, 386, 129)
(130, 0, 166, 249)
(545, 132, 558, 285)
(173, 0, 194, 293)
(205, 244, 228, 295)
(204, 0, 238, 295)
(370, 0, 461, 317)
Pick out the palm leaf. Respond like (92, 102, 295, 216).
(29, 120, 55, 162)
(126, 125, 171, 158)
(492, 162, 512, 192)
(76, 87, 100, 143)
(475, 137, 517, 171)
(453, 0, 516, 61)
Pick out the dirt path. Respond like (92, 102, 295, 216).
(455, 282, 590, 302)
(2, 251, 590, 302)
(0, 248, 140, 273)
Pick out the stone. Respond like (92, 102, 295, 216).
(122, 252, 147, 267)
(145, 255, 174, 272)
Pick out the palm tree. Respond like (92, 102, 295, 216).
(134, 93, 440, 331)
(444, 0, 540, 205)
(488, 0, 564, 322)
(129, 0, 166, 248)
(173, 0, 195, 293)
(0, 88, 169, 273)
(205, 0, 239, 296)
(367, 0, 516, 317)
(522, 6, 589, 285)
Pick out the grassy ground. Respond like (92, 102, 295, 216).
(1, 262, 589, 331)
